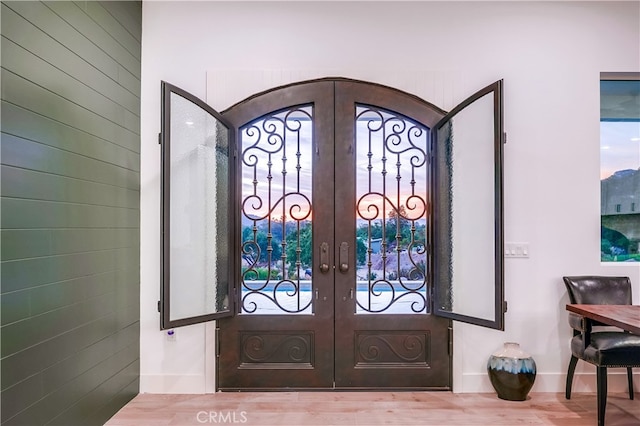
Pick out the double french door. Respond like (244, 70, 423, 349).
(160, 78, 505, 391)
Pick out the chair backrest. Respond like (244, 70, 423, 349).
(563, 275, 632, 305)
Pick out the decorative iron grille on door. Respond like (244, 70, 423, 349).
(240, 106, 314, 314)
(355, 105, 429, 314)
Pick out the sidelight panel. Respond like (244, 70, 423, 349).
(160, 82, 233, 329)
(433, 80, 504, 330)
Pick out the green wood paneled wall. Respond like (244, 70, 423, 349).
(1, 1, 141, 424)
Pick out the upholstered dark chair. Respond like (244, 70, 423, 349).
(563, 276, 640, 426)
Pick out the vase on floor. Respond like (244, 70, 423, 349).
(487, 342, 536, 401)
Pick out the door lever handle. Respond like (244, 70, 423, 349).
(319, 242, 330, 273)
(339, 242, 349, 273)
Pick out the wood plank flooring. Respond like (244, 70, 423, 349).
(105, 392, 640, 425)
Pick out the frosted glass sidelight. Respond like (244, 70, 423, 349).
(433, 80, 504, 330)
(160, 82, 232, 329)
(447, 93, 495, 320)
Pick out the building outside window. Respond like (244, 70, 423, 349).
(600, 73, 640, 261)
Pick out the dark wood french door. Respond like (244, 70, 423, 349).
(216, 80, 450, 390)
(217, 81, 337, 389)
(332, 81, 452, 388)
(159, 77, 505, 392)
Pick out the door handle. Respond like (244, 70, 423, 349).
(319, 242, 330, 273)
(339, 242, 349, 273)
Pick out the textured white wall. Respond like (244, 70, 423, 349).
(140, 1, 640, 394)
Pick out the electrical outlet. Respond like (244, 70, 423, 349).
(505, 242, 529, 258)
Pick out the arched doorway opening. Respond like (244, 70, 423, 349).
(160, 78, 505, 390)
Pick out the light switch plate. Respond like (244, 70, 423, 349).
(505, 242, 529, 258)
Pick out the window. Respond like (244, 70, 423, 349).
(600, 73, 640, 262)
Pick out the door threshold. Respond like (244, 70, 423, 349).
(217, 386, 452, 392)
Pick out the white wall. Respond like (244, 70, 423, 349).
(140, 1, 640, 394)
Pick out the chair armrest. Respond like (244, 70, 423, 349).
(568, 312, 584, 331)
(581, 316, 593, 349)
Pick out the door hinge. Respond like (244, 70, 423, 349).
(233, 288, 237, 314)
(157, 300, 161, 313)
(503, 131, 507, 144)
(429, 284, 434, 311)
(503, 300, 508, 313)
(448, 326, 453, 356)
(215, 328, 220, 357)
(158, 132, 162, 145)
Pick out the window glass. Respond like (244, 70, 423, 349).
(239, 106, 314, 315)
(160, 82, 233, 329)
(354, 105, 429, 315)
(600, 76, 640, 262)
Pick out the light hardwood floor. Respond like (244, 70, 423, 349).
(105, 392, 640, 425)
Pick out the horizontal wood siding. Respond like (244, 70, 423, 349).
(1, 1, 141, 425)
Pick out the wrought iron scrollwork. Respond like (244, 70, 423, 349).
(355, 105, 429, 314)
(240, 106, 314, 314)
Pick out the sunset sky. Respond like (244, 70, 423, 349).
(238, 104, 640, 219)
(600, 121, 640, 180)
(241, 108, 429, 222)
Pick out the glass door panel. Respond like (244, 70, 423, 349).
(355, 105, 429, 314)
(240, 106, 314, 315)
(160, 82, 233, 329)
(433, 80, 504, 330)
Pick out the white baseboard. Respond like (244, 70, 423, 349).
(455, 371, 640, 394)
(140, 372, 638, 394)
(140, 374, 207, 394)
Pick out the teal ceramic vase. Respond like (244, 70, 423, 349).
(487, 342, 536, 401)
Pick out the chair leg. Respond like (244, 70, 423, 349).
(597, 366, 607, 426)
(566, 355, 579, 399)
(627, 367, 634, 400)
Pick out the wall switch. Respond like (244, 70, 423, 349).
(505, 242, 529, 258)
